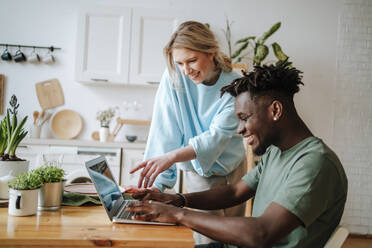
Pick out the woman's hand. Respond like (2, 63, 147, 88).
(130, 153, 175, 188)
(126, 200, 184, 224)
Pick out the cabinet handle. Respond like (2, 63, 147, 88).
(91, 78, 109, 82)
(146, 81, 160, 85)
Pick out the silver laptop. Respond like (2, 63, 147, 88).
(85, 155, 174, 225)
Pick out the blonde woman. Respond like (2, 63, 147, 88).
(127, 21, 246, 245)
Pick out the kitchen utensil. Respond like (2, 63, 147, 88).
(51, 109, 83, 139)
(126, 135, 137, 142)
(0, 74, 5, 114)
(33, 111, 39, 125)
(91, 131, 99, 141)
(35, 79, 64, 111)
(107, 118, 124, 142)
(38, 111, 52, 126)
(1, 47, 11, 61)
(14, 48, 26, 63)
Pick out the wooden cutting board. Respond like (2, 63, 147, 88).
(35, 78, 64, 110)
(0, 75, 5, 114)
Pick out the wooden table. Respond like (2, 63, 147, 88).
(0, 206, 194, 247)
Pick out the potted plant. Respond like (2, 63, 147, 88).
(0, 95, 29, 199)
(7, 170, 43, 216)
(96, 107, 116, 142)
(222, 19, 291, 73)
(35, 165, 66, 210)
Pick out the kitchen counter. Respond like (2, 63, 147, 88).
(0, 206, 194, 247)
(21, 138, 147, 149)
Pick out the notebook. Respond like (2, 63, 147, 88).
(85, 155, 174, 225)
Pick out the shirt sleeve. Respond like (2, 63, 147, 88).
(273, 154, 337, 227)
(144, 70, 183, 192)
(188, 96, 240, 175)
(242, 156, 264, 190)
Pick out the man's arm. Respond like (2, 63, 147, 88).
(128, 199, 302, 247)
(184, 180, 255, 210)
(176, 201, 302, 247)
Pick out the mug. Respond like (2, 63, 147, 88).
(14, 49, 26, 63)
(8, 188, 39, 216)
(28, 49, 40, 63)
(43, 51, 55, 64)
(1, 48, 12, 61)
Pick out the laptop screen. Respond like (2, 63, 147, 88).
(86, 158, 122, 212)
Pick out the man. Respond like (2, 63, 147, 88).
(126, 63, 348, 248)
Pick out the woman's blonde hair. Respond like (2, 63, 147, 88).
(164, 21, 232, 85)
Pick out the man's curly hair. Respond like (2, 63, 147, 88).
(221, 63, 304, 100)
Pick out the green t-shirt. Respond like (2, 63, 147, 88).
(242, 136, 348, 248)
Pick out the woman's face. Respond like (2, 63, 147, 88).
(172, 47, 215, 84)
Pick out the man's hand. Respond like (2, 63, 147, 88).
(126, 200, 184, 224)
(125, 185, 183, 207)
(130, 153, 175, 188)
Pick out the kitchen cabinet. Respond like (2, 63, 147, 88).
(75, 6, 182, 85)
(75, 6, 132, 84)
(17, 144, 122, 185)
(120, 148, 144, 187)
(129, 8, 181, 85)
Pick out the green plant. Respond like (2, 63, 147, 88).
(35, 165, 65, 183)
(0, 95, 28, 161)
(224, 20, 290, 67)
(96, 107, 116, 128)
(8, 170, 43, 190)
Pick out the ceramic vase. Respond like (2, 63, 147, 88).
(99, 126, 109, 142)
(8, 188, 39, 216)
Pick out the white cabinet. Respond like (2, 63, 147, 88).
(120, 149, 144, 187)
(75, 6, 182, 85)
(129, 8, 180, 85)
(75, 6, 132, 84)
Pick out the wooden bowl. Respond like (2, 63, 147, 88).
(51, 109, 83, 139)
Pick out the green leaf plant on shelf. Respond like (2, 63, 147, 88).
(0, 95, 28, 161)
(222, 19, 292, 70)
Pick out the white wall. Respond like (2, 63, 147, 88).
(1, 0, 371, 234)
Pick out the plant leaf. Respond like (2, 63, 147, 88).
(231, 42, 249, 59)
(257, 22, 281, 45)
(272, 42, 288, 61)
(235, 36, 256, 44)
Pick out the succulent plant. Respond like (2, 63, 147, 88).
(0, 95, 28, 161)
(8, 170, 43, 190)
(35, 165, 65, 183)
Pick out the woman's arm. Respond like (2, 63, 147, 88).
(131, 145, 196, 188)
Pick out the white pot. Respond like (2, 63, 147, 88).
(8, 188, 39, 216)
(0, 160, 29, 199)
(99, 127, 109, 142)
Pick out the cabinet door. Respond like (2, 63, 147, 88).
(129, 8, 181, 85)
(75, 6, 131, 84)
(120, 149, 144, 187)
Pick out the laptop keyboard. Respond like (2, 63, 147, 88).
(116, 200, 138, 220)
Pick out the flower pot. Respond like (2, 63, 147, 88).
(99, 126, 109, 142)
(0, 160, 29, 199)
(38, 181, 64, 210)
(8, 188, 39, 216)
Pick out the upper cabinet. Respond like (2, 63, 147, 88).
(129, 9, 180, 85)
(75, 6, 131, 84)
(75, 6, 182, 86)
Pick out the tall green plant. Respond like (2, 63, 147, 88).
(1, 95, 28, 160)
(227, 21, 291, 67)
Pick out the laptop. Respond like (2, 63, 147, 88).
(85, 155, 175, 225)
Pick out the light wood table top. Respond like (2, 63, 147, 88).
(0, 206, 194, 247)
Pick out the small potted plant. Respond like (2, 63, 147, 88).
(96, 107, 116, 142)
(35, 165, 65, 210)
(7, 170, 43, 216)
(0, 95, 29, 199)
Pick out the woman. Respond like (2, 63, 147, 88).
(128, 21, 246, 245)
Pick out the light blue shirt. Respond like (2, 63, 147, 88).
(146, 68, 245, 191)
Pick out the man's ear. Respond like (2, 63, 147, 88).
(270, 100, 283, 122)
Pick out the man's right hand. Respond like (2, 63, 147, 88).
(124, 185, 183, 207)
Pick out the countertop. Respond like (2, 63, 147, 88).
(21, 138, 147, 149)
(0, 206, 193, 247)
